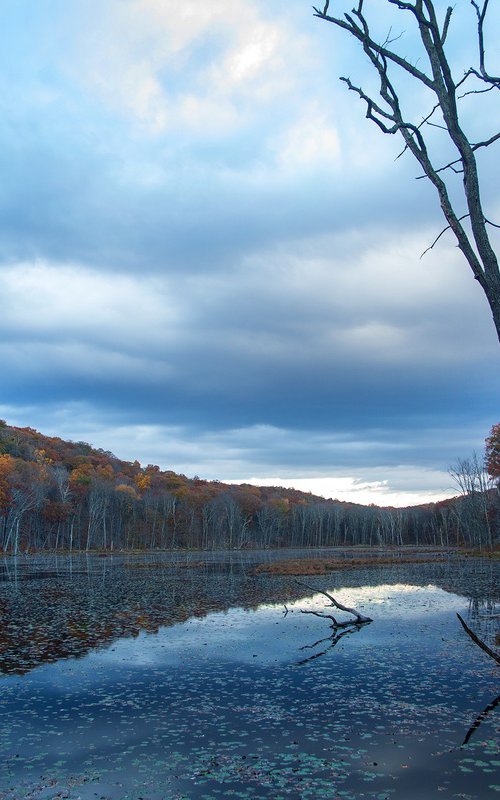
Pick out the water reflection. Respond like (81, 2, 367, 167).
(0, 553, 498, 676)
(0, 557, 499, 800)
(463, 694, 500, 745)
(296, 623, 368, 666)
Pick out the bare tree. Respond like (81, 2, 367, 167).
(449, 452, 494, 548)
(313, 0, 500, 341)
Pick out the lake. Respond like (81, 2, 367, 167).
(0, 551, 498, 799)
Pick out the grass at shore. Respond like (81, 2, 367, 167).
(252, 554, 448, 576)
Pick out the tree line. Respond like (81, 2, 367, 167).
(0, 421, 498, 553)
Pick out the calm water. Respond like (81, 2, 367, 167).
(0, 552, 498, 799)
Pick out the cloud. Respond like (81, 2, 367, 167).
(0, 262, 182, 349)
(64, 0, 311, 134)
(0, 0, 448, 279)
(0, 229, 498, 440)
(271, 106, 341, 171)
(0, 0, 498, 504)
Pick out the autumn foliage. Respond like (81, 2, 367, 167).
(0, 421, 498, 553)
(0, 455, 13, 513)
(485, 423, 500, 480)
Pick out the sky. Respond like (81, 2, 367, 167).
(0, 0, 499, 507)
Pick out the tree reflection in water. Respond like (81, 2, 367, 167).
(0, 552, 498, 800)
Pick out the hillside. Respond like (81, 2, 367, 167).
(0, 421, 495, 552)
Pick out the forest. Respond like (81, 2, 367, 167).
(0, 420, 498, 554)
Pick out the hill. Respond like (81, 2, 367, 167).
(0, 421, 495, 552)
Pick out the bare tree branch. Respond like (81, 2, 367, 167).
(470, 0, 500, 86)
(300, 607, 344, 626)
(396, 99, 442, 160)
(313, 5, 436, 89)
(473, 131, 500, 149)
(295, 580, 373, 624)
(441, 6, 453, 44)
(421, 214, 470, 258)
(458, 83, 496, 99)
(314, 0, 500, 341)
(485, 217, 500, 230)
(415, 132, 500, 180)
(291, 580, 372, 664)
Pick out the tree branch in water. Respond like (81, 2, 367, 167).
(457, 613, 500, 665)
(295, 580, 373, 626)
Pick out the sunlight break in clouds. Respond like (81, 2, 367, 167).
(224, 476, 451, 507)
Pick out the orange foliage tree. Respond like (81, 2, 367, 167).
(0, 454, 14, 513)
(485, 423, 500, 481)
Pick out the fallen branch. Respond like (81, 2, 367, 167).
(457, 613, 500, 665)
(295, 580, 373, 625)
(300, 607, 346, 627)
